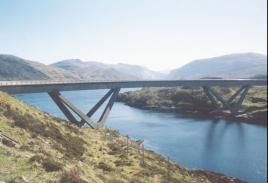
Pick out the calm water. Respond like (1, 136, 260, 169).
(15, 89, 267, 183)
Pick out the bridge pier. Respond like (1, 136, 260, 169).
(202, 85, 251, 115)
(48, 87, 121, 128)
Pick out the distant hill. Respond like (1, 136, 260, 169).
(109, 63, 166, 79)
(49, 59, 140, 80)
(0, 55, 83, 81)
(250, 74, 267, 79)
(167, 53, 267, 79)
(50, 59, 166, 80)
(158, 69, 171, 75)
(0, 55, 165, 81)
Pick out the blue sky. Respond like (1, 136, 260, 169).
(0, 0, 267, 71)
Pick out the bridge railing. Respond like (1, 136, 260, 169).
(0, 79, 179, 85)
(0, 80, 132, 85)
(0, 80, 151, 86)
(0, 79, 267, 86)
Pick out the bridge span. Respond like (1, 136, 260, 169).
(0, 79, 267, 128)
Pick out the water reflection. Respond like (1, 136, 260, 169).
(205, 119, 246, 152)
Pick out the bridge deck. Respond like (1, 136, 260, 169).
(1, 79, 266, 128)
(0, 79, 267, 94)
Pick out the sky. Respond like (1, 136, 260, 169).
(0, 0, 267, 71)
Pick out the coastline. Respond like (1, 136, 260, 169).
(122, 102, 267, 126)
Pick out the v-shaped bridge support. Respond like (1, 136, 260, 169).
(202, 85, 251, 115)
(48, 87, 121, 128)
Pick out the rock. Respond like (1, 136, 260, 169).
(135, 140, 144, 146)
(20, 176, 27, 182)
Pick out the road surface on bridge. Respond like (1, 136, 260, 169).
(0, 79, 266, 94)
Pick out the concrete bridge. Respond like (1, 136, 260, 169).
(0, 79, 267, 128)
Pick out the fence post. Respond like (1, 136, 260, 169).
(126, 135, 129, 156)
(167, 155, 170, 183)
(117, 130, 120, 141)
(142, 144, 145, 167)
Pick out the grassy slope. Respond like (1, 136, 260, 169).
(0, 91, 246, 183)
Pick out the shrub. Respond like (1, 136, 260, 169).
(0, 95, 16, 111)
(108, 151, 117, 155)
(107, 143, 119, 151)
(42, 158, 63, 172)
(29, 155, 63, 172)
(106, 179, 126, 183)
(62, 134, 86, 160)
(31, 132, 38, 138)
(19, 144, 31, 151)
(220, 87, 231, 94)
(114, 159, 133, 167)
(171, 90, 193, 103)
(64, 123, 80, 135)
(96, 162, 114, 172)
(29, 154, 44, 163)
(60, 168, 88, 183)
(6, 176, 23, 183)
(1, 138, 15, 148)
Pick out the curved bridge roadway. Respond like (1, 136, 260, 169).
(0, 79, 266, 128)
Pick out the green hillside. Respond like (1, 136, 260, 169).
(0, 91, 246, 183)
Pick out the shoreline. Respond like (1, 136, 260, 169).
(122, 102, 267, 126)
(101, 128, 248, 183)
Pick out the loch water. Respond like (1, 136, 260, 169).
(15, 89, 267, 183)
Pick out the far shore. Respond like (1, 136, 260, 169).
(122, 102, 267, 126)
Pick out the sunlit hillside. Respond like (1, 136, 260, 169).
(0, 91, 246, 183)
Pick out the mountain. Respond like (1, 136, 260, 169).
(167, 53, 267, 79)
(0, 55, 83, 81)
(158, 69, 171, 75)
(0, 55, 49, 80)
(50, 60, 166, 80)
(109, 63, 166, 79)
(50, 59, 141, 80)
